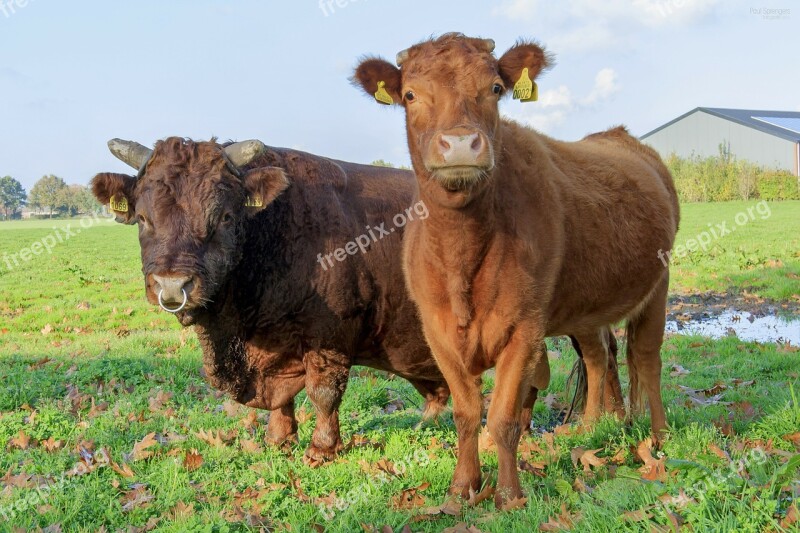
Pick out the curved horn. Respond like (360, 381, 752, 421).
(396, 48, 410, 67)
(224, 140, 267, 168)
(107, 139, 153, 170)
(482, 38, 496, 53)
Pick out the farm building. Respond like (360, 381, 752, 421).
(641, 108, 800, 176)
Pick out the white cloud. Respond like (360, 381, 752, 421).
(582, 68, 621, 106)
(491, 0, 541, 21)
(504, 68, 620, 134)
(492, 0, 722, 52)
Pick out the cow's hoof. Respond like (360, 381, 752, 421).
(448, 476, 481, 500)
(494, 485, 525, 509)
(303, 442, 342, 467)
(266, 433, 297, 453)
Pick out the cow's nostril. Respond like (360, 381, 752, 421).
(470, 135, 483, 152)
(438, 137, 451, 152)
(152, 274, 193, 305)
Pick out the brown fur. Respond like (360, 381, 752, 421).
(92, 138, 454, 463)
(354, 34, 679, 506)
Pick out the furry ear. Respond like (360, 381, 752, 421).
(242, 167, 290, 216)
(497, 41, 553, 92)
(351, 57, 402, 105)
(91, 172, 137, 224)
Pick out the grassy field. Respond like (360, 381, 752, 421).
(0, 201, 798, 532)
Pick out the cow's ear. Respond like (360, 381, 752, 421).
(242, 167, 289, 216)
(497, 41, 553, 93)
(351, 57, 402, 106)
(91, 172, 137, 224)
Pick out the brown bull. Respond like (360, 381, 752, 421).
(354, 34, 679, 506)
(91, 137, 452, 463)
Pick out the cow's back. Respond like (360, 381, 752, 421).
(239, 147, 435, 378)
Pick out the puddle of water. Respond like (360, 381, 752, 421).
(666, 310, 800, 345)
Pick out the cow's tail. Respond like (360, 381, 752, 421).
(564, 336, 587, 423)
(625, 320, 644, 415)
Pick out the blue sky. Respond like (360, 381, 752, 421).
(0, 0, 797, 191)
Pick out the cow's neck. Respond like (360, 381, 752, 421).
(192, 300, 252, 402)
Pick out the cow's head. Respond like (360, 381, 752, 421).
(353, 33, 551, 202)
(91, 137, 289, 323)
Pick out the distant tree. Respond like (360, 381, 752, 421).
(0, 176, 26, 220)
(57, 184, 100, 216)
(29, 175, 67, 218)
(371, 159, 412, 170)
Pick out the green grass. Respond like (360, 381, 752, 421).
(669, 200, 800, 301)
(0, 205, 798, 532)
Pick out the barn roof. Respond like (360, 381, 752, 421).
(641, 107, 800, 143)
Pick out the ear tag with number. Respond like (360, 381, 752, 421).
(245, 196, 263, 208)
(512, 68, 535, 102)
(374, 81, 394, 105)
(109, 195, 128, 213)
(523, 81, 539, 102)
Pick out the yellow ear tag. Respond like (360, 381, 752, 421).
(522, 82, 539, 102)
(109, 195, 128, 213)
(245, 196, 263, 208)
(374, 81, 394, 105)
(512, 68, 534, 101)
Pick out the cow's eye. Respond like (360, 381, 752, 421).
(404, 91, 416, 102)
(221, 213, 233, 224)
(492, 83, 503, 95)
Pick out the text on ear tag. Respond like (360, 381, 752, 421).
(512, 68, 534, 101)
(374, 81, 394, 105)
(521, 82, 538, 102)
(109, 195, 128, 213)
(245, 196, 264, 208)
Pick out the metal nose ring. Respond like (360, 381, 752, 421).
(158, 288, 188, 313)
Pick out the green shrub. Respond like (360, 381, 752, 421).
(665, 153, 800, 202)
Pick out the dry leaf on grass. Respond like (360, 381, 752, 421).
(636, 439, 667, 482)
(443, 524, 484, 533)
(500, 497, 527, 512)
(390, 482, 429, 509)
(467, 484, 495, 506)
(570, 447, 607, 473)
(125, 433, 158, 462)
(183, 449, 203, 472)
(539, 503, 579, 531)
(240, 438, 263, 454)
(168, 501, 195, 521)
(9, 431, 31, 450)
(120, 484, 154, 512)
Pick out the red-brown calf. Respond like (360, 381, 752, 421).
(354, 34, 679, 507)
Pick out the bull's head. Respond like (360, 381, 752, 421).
(91, 137, 289, 323)
(353, 33, 551, 203)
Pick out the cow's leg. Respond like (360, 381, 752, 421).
(303, 350, 350, 464)
(519, 343, 548, 433)
(408, 379, 450, 421)
(266, 401, 298, 450)
(602, 328, 625, 418)
(572, 330, 610, 425)
(627, 274, 669, 441)
(428, 340, 483, 498)
(487, 334, 549, 507)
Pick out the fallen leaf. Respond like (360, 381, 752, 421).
(467, 484, 495, 506)
(636, 439, 667, 482)
(443, 524, 484, 533)
(120, 484, 154, 512)
(126, 433, 158, 462)
(391, 482, 429, 510)
(570, 447, 607, 473)
(9, 431, 31, 450)
(168, 501, 195, 521)
(222, 400, 241, 417)
(240, 439, 263, 454)
(183, 449, 203, 472)
(708, 443, 730, 462)
(539, 503, 579, 530)
(669, 364, 691, 377)
(500, 497, 527, 511)
(41, 437, 63, 452)
(621, 509, 652, 522)
(41, 324, 53, 335)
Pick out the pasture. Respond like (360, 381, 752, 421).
(0, 201, 799, 532)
